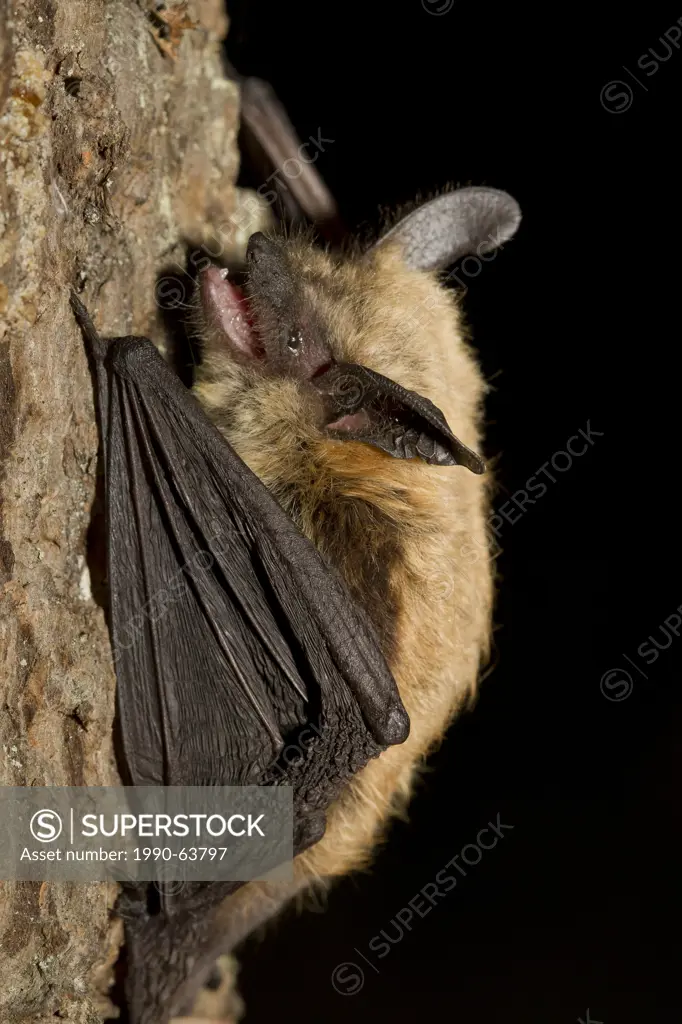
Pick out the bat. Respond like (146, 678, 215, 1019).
(69, 43, 521, 1014)
(183, 188, 521, 1013)
(72, 182, 520, 1022)
(71, 180, 519, 1022)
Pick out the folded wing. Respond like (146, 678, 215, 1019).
(73, 295, 408, 811)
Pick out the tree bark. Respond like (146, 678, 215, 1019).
(0, 2, 243, 1018)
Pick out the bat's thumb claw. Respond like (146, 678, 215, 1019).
(379, 704, 410, 746)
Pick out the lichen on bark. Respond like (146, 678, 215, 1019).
(0, 1, 245, 1018)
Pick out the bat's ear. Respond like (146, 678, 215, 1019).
(315, 363, 486, 472)
(368, 186, 521, 272)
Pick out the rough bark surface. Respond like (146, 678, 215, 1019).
(0, 1, 244, 1019)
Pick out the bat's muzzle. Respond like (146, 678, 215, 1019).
(246, 231, 276, 262)
(246, 232, 288, 287)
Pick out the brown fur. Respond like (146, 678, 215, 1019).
(190, 231, 493, 967)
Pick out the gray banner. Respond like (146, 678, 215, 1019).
(0, 786, 293, 882)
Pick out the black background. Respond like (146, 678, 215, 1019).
(224, 3, 679, 1022)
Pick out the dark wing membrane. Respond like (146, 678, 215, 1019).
(107, 368, 289, 785)
(98, 334, 408, 790)
(318, 362, 486, 473)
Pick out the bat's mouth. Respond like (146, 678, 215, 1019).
(200, 266, 265, 361)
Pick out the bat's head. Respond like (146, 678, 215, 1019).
(194, 186, 520, 486)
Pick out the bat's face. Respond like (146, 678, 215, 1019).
(202, 232, 339, 382)
(194, 230, 478, 484)
(193, 190, 520, 481)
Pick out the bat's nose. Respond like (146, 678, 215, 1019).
(246, 231, 279, 263)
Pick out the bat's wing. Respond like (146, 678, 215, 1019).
(225, 60, 346, 244)
(72, 293, 408, 807)
(73, 290, 410, 1023)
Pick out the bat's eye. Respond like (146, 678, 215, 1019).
(287, 330, 303, 352)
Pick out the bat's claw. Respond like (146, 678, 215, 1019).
(381, 703, 410, 746)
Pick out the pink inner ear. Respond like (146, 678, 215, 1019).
(200, 266, 262, 360)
